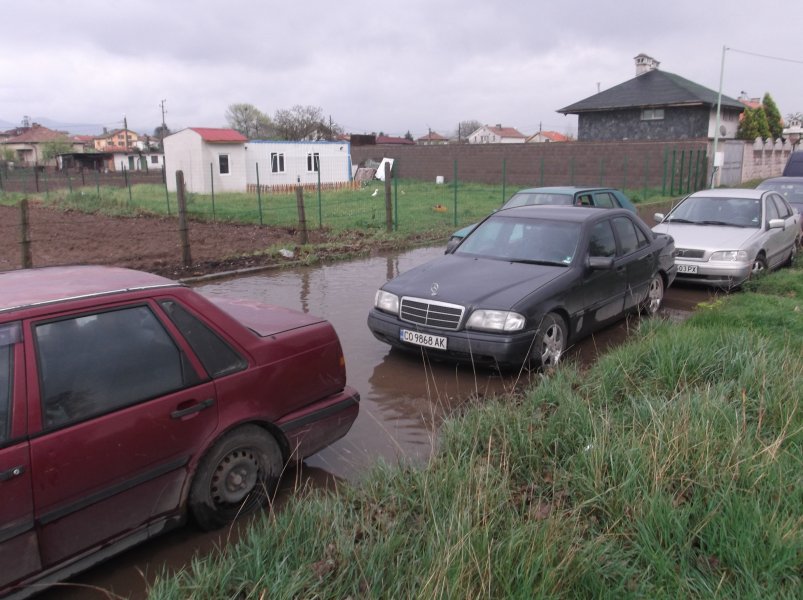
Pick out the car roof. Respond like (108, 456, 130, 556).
(514, 186, 618, 195)
(0, 266, 179, 314)
(496, 205, 632, 222)
(687, 188, 766, 199)
(758, 176, 803, 185)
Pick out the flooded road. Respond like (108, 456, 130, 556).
(39, 247, 714, 599)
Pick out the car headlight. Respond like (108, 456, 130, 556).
(709, 250, 748, 262)
(374, 290, 399, 314)
(466, 309, 525, 332)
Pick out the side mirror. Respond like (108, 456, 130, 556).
(588, 256, 614, 270)
(768, 218, 785, 230)
(654, 213, 665, 223)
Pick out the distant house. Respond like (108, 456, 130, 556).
(376, 135, 415, 145)
(468, 125, 526, 144)
(558, 54, 744, 142)
(94, 128, 141, 151)
(105, 148, 164, 172)
(163, 128, 248, 193)
(527, 130, 570, 143)
(0, 123, 85, 166)
(416, 131, 450, 145)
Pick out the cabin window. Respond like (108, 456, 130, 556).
(218, 154, 230, 175)
(307, 152, 320, 172)
(271, 152, 285, 173)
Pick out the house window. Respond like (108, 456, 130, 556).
(271, 152, 285, 173)
(641, 108, 665, 121)
(219, 154, 230, 175)
(307, 152, 320, 172)
(150, 155, 159, 164)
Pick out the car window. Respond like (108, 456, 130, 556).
(0, 323, 19, 445)
(588, 220, 617, 257)
(35, 305, 196, 430)
(770, 194, 791, 219)
(612, 216, 639, 255)
(577, 194, 593, 206)
(634, 224, 650, 248)
(593, 192, 615, 208)
(160, 300, 247, 378)
(765, 196, 779, 222)
(504, 192, 573, 208)
(457, 216, 580, 264)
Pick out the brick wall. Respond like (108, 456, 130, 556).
(351, 140, 709, 189)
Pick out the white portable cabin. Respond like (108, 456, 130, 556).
(245, 140, 352, 189)
(163, 128, 248, 193)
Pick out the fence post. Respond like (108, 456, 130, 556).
(384, 162, 392, 232)
(670, 149, 677, 195)
(255, 162, 264, 225)
(123, 167, 131, 207)
(452, 159, 458, 227)
(501, 158, 507, 205)
(539, 156, 545, 186)
(176, 171, 192, 267)
(162, 162, 171, 215)
(678, 150, 686, 194)
(317, 167, 322, 228)
(393, 173, 398, 231)
(209, 163, 216, 220)
(20, 199, 33, 269)
(296, 184, 309, 244)
(95, 169, 101, 200)
(661, 148, 669, 196)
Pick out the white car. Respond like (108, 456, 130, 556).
(652, 188, 799, 289)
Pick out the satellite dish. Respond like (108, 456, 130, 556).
(720, 125, 727, 136)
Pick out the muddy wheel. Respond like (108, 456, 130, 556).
(189, 425, 282, 531)
(533, 312, 567, 368)
(751, 253, 767, 277)
(640, 274, 664, 316)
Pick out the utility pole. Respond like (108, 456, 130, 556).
(123, 115, 129, 148)
(160, 99, 167, 131)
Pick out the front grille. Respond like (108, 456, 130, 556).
(676, 248, 705, 259)
(400, 297, 464, 330)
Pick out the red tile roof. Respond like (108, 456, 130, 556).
(527, 130, 569, 143)
(189, 127, 248, 143)
(417, 131, 449, 142)
(487, 125, 525, 139)
(4, 125, 72, 143)
(376, 135, 414, 145)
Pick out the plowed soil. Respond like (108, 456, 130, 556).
(0, 203, 334, 279)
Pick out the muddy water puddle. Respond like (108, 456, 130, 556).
(39, 247, 713, 599)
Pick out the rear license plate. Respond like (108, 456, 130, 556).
(677, 264, 698, 274)
(400, 329, 447, 350)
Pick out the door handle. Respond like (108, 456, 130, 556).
(171, 398, 215, 419)
(0, 465, 25, 482)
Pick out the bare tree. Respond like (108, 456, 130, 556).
(273, 105, 341, 141)
(225, 103, 274, 139)
(455, 120, 483, 142)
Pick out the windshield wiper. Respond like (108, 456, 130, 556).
(666, 217, 696, 224)
(698, 220, 747, 227)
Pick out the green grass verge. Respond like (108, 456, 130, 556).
(1, 180, 679, 235)
(146, 262, 802, 598)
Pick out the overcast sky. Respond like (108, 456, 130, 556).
(1, 0, 800, 139)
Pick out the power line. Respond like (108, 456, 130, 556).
(728, 47, 803, 65)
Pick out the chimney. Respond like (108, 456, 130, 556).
(634, 53, 659, 76)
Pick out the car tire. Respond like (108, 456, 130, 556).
(751, 253, 768, 277)
(533, 312, 567, 368)
(640, 274, 664, 316)
(189, 425, 282, 531)
(785, 242, 797, 266)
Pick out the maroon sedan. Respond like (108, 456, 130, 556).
(0, 266, 359, 599)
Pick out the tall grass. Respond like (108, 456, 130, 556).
(147, 262, 802, 598)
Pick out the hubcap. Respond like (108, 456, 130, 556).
(541, 324, 564, 366)
(646, 276, 663, 314)
(211, 449, 260, 505)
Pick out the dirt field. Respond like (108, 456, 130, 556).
(0, 203, 336, 279)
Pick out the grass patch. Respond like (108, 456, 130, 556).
(146, 243, 803, 598)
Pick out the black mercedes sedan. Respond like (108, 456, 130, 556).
(367, 206, 676, 370)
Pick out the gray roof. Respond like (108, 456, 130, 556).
(558, 69, 744, 114)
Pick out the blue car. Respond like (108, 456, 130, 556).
(446, 186, 638, 253)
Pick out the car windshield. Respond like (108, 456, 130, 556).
(503, 192, 574, 209)
(455, 215, 580, 265)
(666, 195, 761, 228)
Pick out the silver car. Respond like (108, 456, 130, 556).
(652, 188, 799, 289)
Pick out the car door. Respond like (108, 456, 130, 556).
(0, 322, 42, 591)
(611, 215, 655, 310)
(26, 302, 219, 568)
(580, 218, 627, 329)
(591, 191, 616, 208)
(766, 194, 798, 267)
